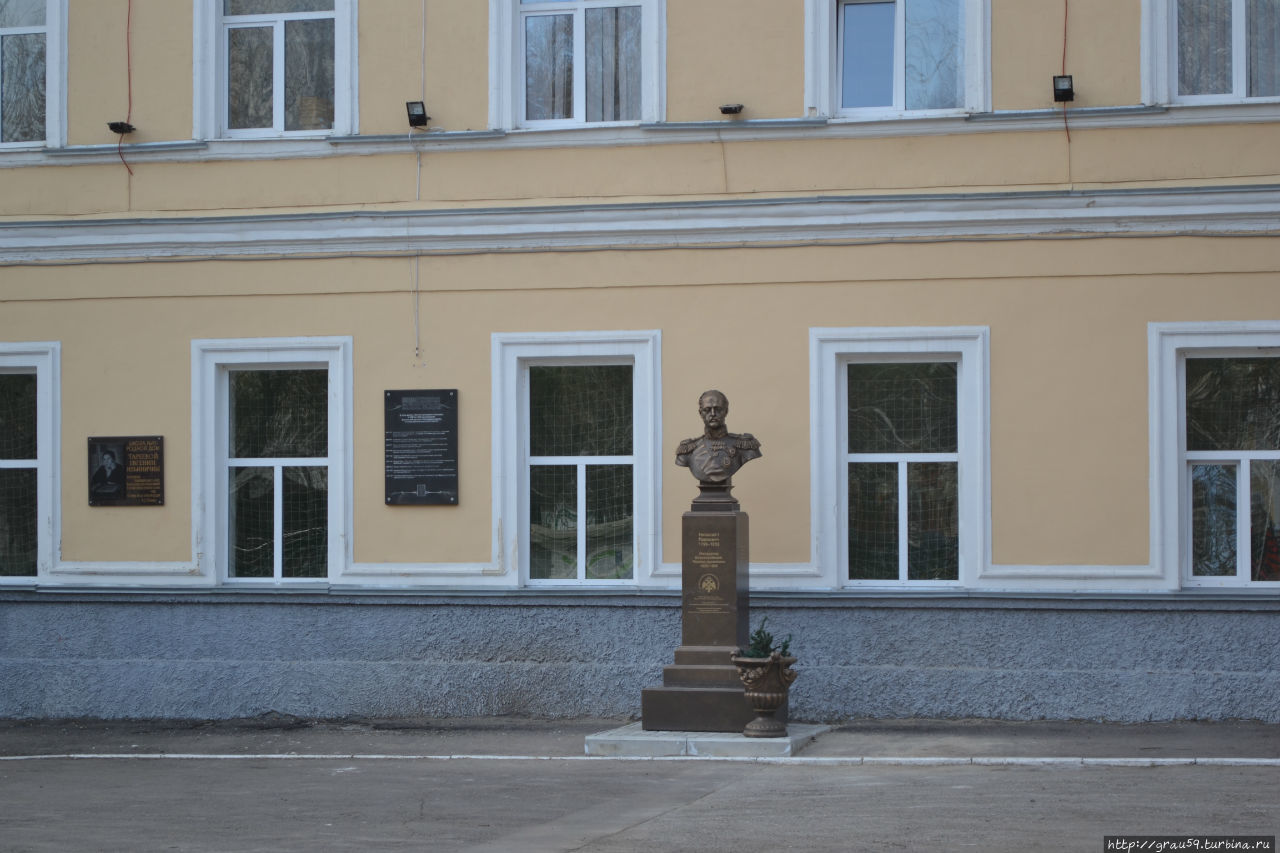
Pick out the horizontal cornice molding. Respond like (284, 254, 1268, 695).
(2, 185, 1279, 265)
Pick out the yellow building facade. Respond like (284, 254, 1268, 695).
(1, 0, 1278, 720)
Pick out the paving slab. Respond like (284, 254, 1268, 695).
(583, 722, 829, 757)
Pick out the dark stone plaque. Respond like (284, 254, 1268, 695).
(88, 436, 164, 507)
(384, 389, 459, 505)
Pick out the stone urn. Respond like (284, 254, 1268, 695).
(730, 651, 798, 738)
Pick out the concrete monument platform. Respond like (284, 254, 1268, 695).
(585, 722, 830, 758)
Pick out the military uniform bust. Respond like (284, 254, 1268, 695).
(676, 390, 762, 484)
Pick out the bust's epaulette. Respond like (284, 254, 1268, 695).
(676, 437, 698, 455)
(734, 433, 760, 451)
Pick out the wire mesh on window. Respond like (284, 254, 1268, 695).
(230, 369, 327, 459)
(530, 464, 576, 579)
(1191, 463, 1236, 576)
(1178, 0, 1233, 95)
(905, 0, 963, 110)
(907, 461, 958, 580)
(849, 462, 898, 580)
(585, 464, 633, 579)
(1251, 460, 1280, 581)
(227, 26, 274, 129)
(225, 1, 333, 15)
(848, 362, 957, 453)
(229, 466, 274, 578)
(529, 365, 632, 457)
(0, 1, 45, 27)
(0, 468, 36, 576)
(282, 465, 326, 578)
(1249, 0, 1280, 97)
(526, 14, 573, 120)
(585, 6, 640, 122)
(1186, 357, 1280, 451)
(1, 32, 45, 143)
(284, 18, 334, 130)
(0, 373, 36, 460)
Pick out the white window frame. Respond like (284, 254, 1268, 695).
(804, 0, 989, 119)
(1150, 322, 1280, 589)
(0, 342, 59, 583)
(1145, 0, 1280, 106)
(192, 337, 352, 585)
(811, 327, 989, 589)
(492, 331, 660, 586)
(488, 0, 665, 130)
(0, 0, 66, 149)
(192, 0, 357, 140)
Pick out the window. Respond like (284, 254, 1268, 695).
(1151, 323, 1280, 589)
(1171, 0, 1280, 102)
(806, 0, 987, 117)
(0, 0, 63, 146)
(811, 327, 988, 588)
(193, 338, 351, 583)
(493, 331, 660, 585)
(490, 0, 664, 128)
(0, 343, 57, 581)
(195, 0, 356, 138)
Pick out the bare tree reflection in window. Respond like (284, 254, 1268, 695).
(284, 17, 333, 130)
(228, 26, 273, 129)
(526, 14, 573, 120)
(1249, 0, 1280, 97)
(0, 0, 46, 144)
(1179, 0, 1232, 95)
(905, 0, 961, 110)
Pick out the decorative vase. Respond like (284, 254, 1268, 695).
(730, 651, 798, 738)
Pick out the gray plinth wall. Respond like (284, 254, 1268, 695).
(2, 591, 1279, 722)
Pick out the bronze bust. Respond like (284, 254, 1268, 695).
(675, 390, 761, 485)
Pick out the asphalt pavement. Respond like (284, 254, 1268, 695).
(1, 715, 1277, 852)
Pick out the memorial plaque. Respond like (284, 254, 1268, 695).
(88, 436, 164, 507)
(384, 389, 459, 505)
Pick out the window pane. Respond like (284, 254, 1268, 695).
(848, 362, 957, 453)
(1251, 460, 1280, 580)
(1, 32, 45, 143)
(0, 468, 36, 576)
(227, 26, 274, 129)
(526, 14, 573, 120)
(586, 464, 632, 579)
(283, 465, 326, 578)
(1186, 358, 1280, 451)
(1192, 463, 1237, 576)
(284, 17, 333, 130)
(842, 1, 895, 108)
(225, 1, 333, 14)
(1178, 0, 1233, 95)
(1248, 0, 1280, 97)
(905, 0, 961, 109)
(907, 461, 958, 580)
(229, 466, 274, 578)
(585, 6, 641, 122)
(530, 464, 576, 579)
(529, 365, 632, 457)
(0, 373, 36, 459)
(849, 462, 898, 579)
(230, 369, 328, 459)
(0, 0, 44, 28)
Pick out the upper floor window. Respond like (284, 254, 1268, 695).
(806, 0, 988, 118)
(490, 0, 664, 129)
(195, 0, 356, 138)
(1173, 0, 1279, 102)
(0, 0, 63, 146)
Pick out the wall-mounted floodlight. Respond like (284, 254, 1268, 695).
(406, 101, 430, 127)
(107, 121, 135, 134)
(719, 104, 744, 115)
(1052, 75, 1074, 102)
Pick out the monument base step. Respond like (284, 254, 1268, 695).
(586, 722, 829, 758)
(641, 685, 788, 732)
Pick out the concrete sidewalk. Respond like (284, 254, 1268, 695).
(2, 714, 1278, 762)
(2, 717, 1278, 852)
